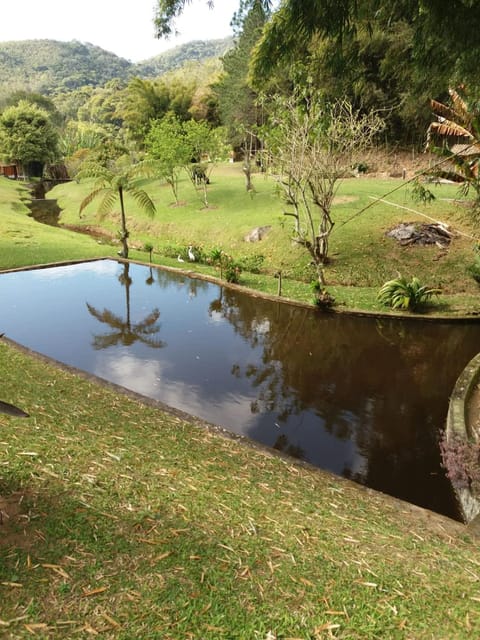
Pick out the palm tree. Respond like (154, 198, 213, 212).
(78, 160, 156, 259)
(426, 88, 480, 204)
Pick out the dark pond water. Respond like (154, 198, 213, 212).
(2, 259, 480, 519)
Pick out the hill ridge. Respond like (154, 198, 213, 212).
(0, 37, 233, 97)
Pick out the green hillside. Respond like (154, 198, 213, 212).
(0, 37, 232, 98)
(134, 37, 233, 76)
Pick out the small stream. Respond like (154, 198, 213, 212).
(28, 197, 62, 226)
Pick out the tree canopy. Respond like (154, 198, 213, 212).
(0, 100, 59, 176)
(153, 0, 480, 94)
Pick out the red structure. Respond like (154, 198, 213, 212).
(0, 164, 18, 179)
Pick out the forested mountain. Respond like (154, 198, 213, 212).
(0, 38, 233, 98)
(134, 39, 233, 77)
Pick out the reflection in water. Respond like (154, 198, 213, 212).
(2, 259, 480, 519)
(87, 263, 165, 349)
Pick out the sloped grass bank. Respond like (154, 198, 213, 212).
(51, 163, 480, 315)
(0, 177, 113, 269)
(1, 340, 480, 639)
(1, 169, 480, 315)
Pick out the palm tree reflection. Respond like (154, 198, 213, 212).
(87, 263, 165, 349)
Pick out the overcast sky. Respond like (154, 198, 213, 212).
(0, 0, 239, 62)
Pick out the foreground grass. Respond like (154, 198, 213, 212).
(1, 340, 480, 639)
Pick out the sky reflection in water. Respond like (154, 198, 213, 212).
(2, 259, 480, 518)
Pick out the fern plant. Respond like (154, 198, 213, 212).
(377, 276, 441, 311)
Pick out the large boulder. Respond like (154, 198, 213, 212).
(244, 226, 272, 243)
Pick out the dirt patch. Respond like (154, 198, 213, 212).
(62, 224, 115, 243)
(333, 195, 359, 205)
(0, 492, 34, 549)
(363, 149, 437, 180)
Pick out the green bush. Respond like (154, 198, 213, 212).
(377, 275, 441, 311)
(237, 253, 265, 274)
(207, 248, 242, 283)
(467, 261, 480, 283)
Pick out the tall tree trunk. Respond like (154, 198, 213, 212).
(118, 186, 129, 259)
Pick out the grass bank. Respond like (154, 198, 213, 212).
(0, 177, 113, 267)
(1, 340, 480, 639)
(2, 167, 480, 315)
(49, 162, 480, 316)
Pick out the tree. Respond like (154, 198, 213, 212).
(145, 113, 192, 204)
(59, 120, 112, 159)
(115, 77, 170, 144)
(2, 91, 63, 127)
(300, 19, 432, 145)
(153, 1, 480, 102)
(0, 100, 59, 177)
(215, 0, 268, 190)
(78, 159, 156, 259)
(425, 88, 480, 209)
(263, 90, 384, 286)
(77, 79, 126, 129)
(183, 119, 226, 207)
(248, 0, 480, 86)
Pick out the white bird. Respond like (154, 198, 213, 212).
(177, 254, 185, 263)
(188, 246, 196, 261)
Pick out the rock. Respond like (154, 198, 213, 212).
(244, 226, 272, 243)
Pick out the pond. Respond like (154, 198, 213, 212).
(2, 259, 480, 520)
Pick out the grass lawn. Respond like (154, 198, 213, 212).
(0, 177, 113, 268)
(49, 162, 480, 316)
(1, 340, 480, 639)
(1, 167, 480, 638)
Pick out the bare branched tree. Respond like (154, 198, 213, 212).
(263, 91, 384, 286)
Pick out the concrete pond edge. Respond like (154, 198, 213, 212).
(445, 352, 480, 526)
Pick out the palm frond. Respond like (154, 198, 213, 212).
(427, 120, 474, 140)
(448, 88, 471, 125)
(86, 303, 125, 329)
(91, 333, 124, 350)
(98, 190, 118, 218)
(79, 187, 107, 214)
(77, 164, 113, 182)
(138, 157, 160, 171)
(428, 168, 466, 183)
(133, 309, 161, 330)
(130, 159, 159, 180)
(129, 188, 157, 218)
(430, 100, 460, 124)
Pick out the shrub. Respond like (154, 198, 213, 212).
(467, 261, 480, 283)
(467, 244, 480, 283)
(440, 431, 480, 491)
(237, 253, 265, 274)
(208, 248, 242, 283)
(377, 275, 441, 311)
(143, 242, 154, 262)
(163, 243, 184, 259)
